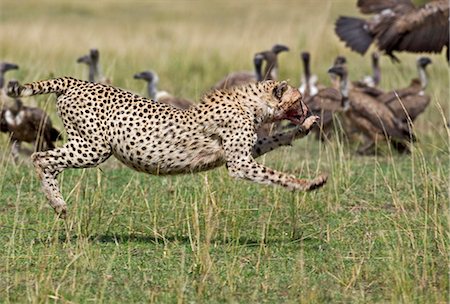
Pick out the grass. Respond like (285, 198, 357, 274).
(0, 0, 449, 302)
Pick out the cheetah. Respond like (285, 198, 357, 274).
(7, 77, 327, 218)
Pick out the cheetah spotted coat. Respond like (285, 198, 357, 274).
(8, 77, 327, 217)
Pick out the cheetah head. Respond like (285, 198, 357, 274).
(266, 81, 311, 125)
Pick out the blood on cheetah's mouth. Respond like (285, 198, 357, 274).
(283, 109, 306, 125)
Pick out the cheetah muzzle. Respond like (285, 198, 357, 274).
(7, 77, 327, 218)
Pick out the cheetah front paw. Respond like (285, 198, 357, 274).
(302, 115, 320, 131)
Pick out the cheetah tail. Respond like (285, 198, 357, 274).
(7, 77, 78, 98)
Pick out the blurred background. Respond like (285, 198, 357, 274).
(2, 0, 447, 112)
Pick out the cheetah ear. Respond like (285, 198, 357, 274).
(273, 81, 288, 100)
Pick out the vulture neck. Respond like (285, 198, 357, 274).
(264, 56, 277, 80)
(417, 64, 428, 90)
(372, 58, 380, 87)
(339, 74, 350, 110)
(89, 61, 99, 83)
(0, 73, 5, 89)
(302, 57, 311, 96)
(147, 80, 158, 100)
(254, 58, 263, 82)
(10, 98, 23, 115)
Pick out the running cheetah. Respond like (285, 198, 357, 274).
(8, 77, 327, 218)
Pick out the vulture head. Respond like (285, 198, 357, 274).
(271, 44, 290, 54)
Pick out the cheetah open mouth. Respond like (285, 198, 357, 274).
(283, 109, 307, 125)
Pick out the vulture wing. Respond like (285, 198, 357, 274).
(306, 88, 342, 112)
(306, 88, 342, 126)
(213, 71, 256, 90)
(377, 1, 449, 55)
(335, 16, 374, 55)
(386, 94, 431, 122)
(349, 90, 413, 140)
(377, 79, 422, 104)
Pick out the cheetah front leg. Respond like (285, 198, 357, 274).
(227, 156, 327, 191)
(32, 139, 112, 218)
(252, 115, 319, 158)
(224, 118, 327, 191)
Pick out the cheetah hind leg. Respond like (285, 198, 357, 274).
(32, 141, 112, 218)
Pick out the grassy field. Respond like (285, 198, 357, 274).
(1, 0, 449, 302)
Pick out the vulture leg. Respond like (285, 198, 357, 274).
(11, 140, 21, 162)
(357, 137, 376, 155)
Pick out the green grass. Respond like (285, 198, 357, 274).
(1, 0, 449, 303)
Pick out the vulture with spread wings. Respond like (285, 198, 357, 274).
(335, 0, 449, 61)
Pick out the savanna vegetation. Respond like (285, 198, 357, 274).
(0, 0, 448, 302)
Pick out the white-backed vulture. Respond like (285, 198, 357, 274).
(2, 81, 61, 159)
(328, 64, 415, 154)
(212, 44, 289, 90)
(335, 0, 449, 61)
(377, 57, 432, 122)
(299, 52, 325, 98)
(335, 55, 386, 98)
(212, 53, 263, 90)
(0, 62, 19, 90)
(1, 62, 20, 132)
(256, 44, 290, 80)
(305, 87, 343, 141)
(134, 71, 193, 110)
(77, 48, 111, 84)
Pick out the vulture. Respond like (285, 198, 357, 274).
(377, 56, 432, 122)
(134, 71, 193, 109)
(255, 44, 290, 80)
(333, 55, 385, 97)
(0, 62, 19, 90)
(296, 53, 342, 141)
(305, 87, 343, 141)
(212, 44, 289, 90)
(335, 0, 449, 61)
(2, 81, 61, 159)
(77, 48, 111, 84)
(328, 64, 415, 154)
(299, 52, 324, 98)
(1, 62, 20, 132)
(212, 54, 263, 90)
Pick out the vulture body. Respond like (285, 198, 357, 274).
(305, 87, 343, 141)
(328, 65, 415, 154)
(134, 71, 193, 110)
(4, 98, 61, 151)
(2, 84, 61, 159)
(335, 0, 449, 61)
(377, 57, 432, 122)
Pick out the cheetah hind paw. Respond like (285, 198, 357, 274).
(306, 173, 328, 191)
(54, 205, 67, 219)
(6, 80, 22, 98)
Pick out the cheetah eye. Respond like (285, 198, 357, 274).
(273, 81, 288, 100)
